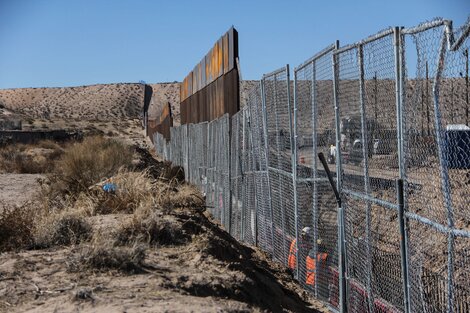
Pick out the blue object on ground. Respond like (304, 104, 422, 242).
(103, 182, 117, 193)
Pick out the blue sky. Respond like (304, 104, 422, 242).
(0, 0, 468, 89)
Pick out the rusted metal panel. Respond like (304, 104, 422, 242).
(228, 27, 237, 73)
(200, 57, 206, 92)
(179, 27, 239, 125)
(147, 102, 173, 142)
(217, 38, 224, 78)
(223, 32, 229, 74)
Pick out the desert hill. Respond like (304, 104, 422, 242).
(0, 83, 146, 121)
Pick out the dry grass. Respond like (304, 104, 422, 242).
(0, 140, 64, 173)
(166, 184, 205, 209)
(0, 137, 206, 260)
(116, 212, 188, 246)
(0, 203, 36, 251)
(80, 169, 157, 215)
(33, 210, 92, 248)
(70, 240, 146, 273)
(56, 136, 133, 194)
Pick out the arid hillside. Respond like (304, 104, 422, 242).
(0, 83, 148, 121)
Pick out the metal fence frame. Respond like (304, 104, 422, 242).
(154, 17, 470, 313)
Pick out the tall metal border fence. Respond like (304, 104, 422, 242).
(154, 17, 470, 313)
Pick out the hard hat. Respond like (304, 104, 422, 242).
(301, 227, 311, 235)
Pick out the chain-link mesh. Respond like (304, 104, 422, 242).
(248, 83, 274, 254)
(230, 110, 243, 240)
(149, 17, 470, 313)
(402, 18, 470, 313)
(333, 29, 406, 312)
(263, 67, 296, 266)
(294, 46, 339, 306)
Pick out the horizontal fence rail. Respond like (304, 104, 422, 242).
(154, 17, 470, 313)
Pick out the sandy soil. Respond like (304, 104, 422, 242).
(0, 174, 44, 207)
(0, 202, 328, 313)
(0, 84, 145, 121)
(0, 146, 328, 313)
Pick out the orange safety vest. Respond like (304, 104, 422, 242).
(288, 239, 297, 270)
(306, 252, 328, 286)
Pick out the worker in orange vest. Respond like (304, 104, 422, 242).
(288, 227, 313, 277)
(306, 239, 329, 293)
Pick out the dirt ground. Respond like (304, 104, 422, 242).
(0, 154, 328, 313)
(0, 213, 328, 313)
(0, 174, 44, 207)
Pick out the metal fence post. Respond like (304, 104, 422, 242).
(247, 102, 259, 247)
(332, 40, 347, 313)
(397, 179, 411, 313)
(395, 26, 411, 313)
(260, 78, 276, 257)
(358, 43, 375, 313)
(310, 59, 319, 297)
(241, 111, 246, 241)
(273, 73, 288, 264)
(291, 65, 301, 280)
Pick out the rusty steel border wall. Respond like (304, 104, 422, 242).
(180, 27, 240, 124)
(147, 102, 173, 142)
(142, 84, 153, 131)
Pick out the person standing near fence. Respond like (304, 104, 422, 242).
(306, 239, 329, 297)
(288, 227, 313, 280)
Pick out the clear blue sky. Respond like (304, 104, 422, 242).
(0, 0, 468, 89)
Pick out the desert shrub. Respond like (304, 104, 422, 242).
(37, 139, 62, 151)
(0, 204, 36, 251)
(71, 241, 146, 273)
(56, 136, 133, 193)
(34, 211, 92, 248)
(166, 184, 205, 209)
(77, 169, 156, 215)
(116, 213, 188, 246)
(0, 141, 64, 173)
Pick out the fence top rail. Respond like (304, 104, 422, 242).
(294, 43, 337, 72)
(334, 27, 394, 55)
(262, 65, 289, 79)
(401, 18, 470, 51)
(450, 18, 470, 50)
(450, 17, 470, 51)
(401, 18, 449, 35)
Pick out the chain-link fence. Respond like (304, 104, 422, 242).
(154, 17, 470, 313)
(401, 19, 470, 313)
(294, 43, 340, 306)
